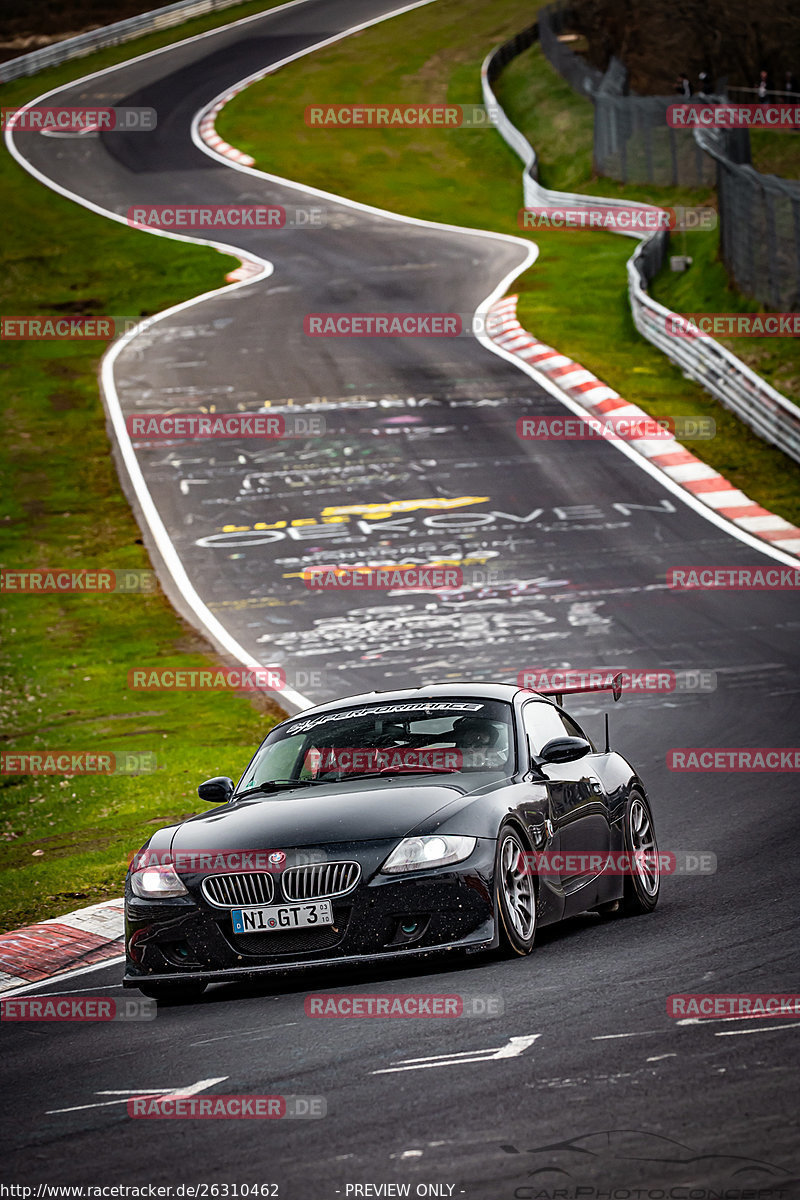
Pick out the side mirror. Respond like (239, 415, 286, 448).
(538, 736, 592, 765)
(197, 776, 234, 804)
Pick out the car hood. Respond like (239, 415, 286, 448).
(169, 778, 473, 852)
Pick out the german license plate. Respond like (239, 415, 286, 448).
(231, 900, 333, 934)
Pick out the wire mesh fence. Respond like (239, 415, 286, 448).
(483, 18, 800, 465)
(537, 4, 800, 309)
(537, 7, 602, 98)
(696, 128, 800, 310)
(538, 4, 715, 188)
(592, 94, 716, 188)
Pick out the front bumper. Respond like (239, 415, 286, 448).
(124, 837, 497, 986)
(123, 936, 494, 988)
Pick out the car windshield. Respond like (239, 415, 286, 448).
(235, 697, 515, 794)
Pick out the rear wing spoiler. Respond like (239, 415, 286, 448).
(532, 671, 625, 708)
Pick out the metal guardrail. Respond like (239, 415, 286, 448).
(481, 30, 800, 466)
(483, 24, 651, 222)
(627, 241, 800, 461)
(0, 0, 250, 82)
(5, 0, 799, 464)
(483, 25, 540, 186)
(726, 87, 799, 102)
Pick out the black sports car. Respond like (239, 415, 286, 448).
(123, 681, 660, 999)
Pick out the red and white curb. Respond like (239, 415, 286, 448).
(224, 257, 264, 283)
(197, 86, 256, 168)
(488, 295, 800, 558)
(0, 898, 124, 994)
(197, 89, 269, 285)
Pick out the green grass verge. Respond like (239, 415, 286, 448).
(749, 130, 800, 179)
(218, 10, 800, 527)
(3, 0, 800, 930)
(1, 2, 293, 933)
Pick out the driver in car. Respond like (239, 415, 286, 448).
(451, 716, 507, 769)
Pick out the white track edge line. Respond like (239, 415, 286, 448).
(8, 0, 796, 734)
(189, 19, 800, 567)
(4, 1, 382, 713)
(6, 0, 542, 719)
(482, 326, 800, 566)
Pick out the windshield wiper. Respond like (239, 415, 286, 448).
(324, 767, 459, 782)
(233, 779, 322, 797)
(236, 768, 459, 797)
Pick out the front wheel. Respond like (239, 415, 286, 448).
(494, 827, 537, 956)
(620, 793, 660, 915)
(135, 980, 207, 1003)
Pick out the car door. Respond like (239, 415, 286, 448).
(521, 700, 611, 906)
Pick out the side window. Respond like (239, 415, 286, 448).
(523, 702, 572, 754)
(560, 712, 595, 751)
(523, 702, 595, 754)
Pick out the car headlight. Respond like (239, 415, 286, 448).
(129, 862, 188, 898)
(380, 835, 476, 874)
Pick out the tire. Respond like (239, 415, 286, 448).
(620, 792, 660, 916)
(136, 980, 207, 1003)
(494, 826, 537, 956)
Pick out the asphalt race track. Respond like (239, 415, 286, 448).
(3, 0, 800, 1194)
